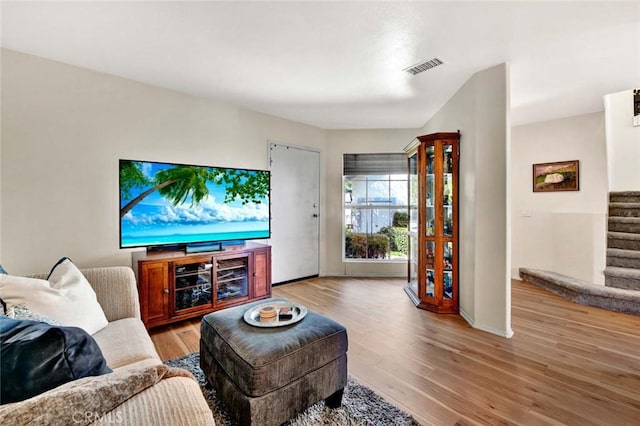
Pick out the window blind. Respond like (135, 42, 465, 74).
(343, 153, 407, 175)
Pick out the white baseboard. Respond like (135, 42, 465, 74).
(460, 308, 514, 338)
(319, 272, 406, 278)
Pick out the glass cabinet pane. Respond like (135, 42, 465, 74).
(443, 144, 453, 174)
(409, 207, 418, 234)
(408, 153, 418, 295)
(426, 180, 435, 236)
(443, 271, 453, 300)
(443, 242, 453, 300)
(427, 146, 435, 174)
(174, 261, 213, 311)
(425, 241, 435, 297)
(425, 146, 435, 237)
(408, 234, 418, 295)
(409, 153, 418, 231)
(216, 257, 249, 302)
(442, 145, 453, 238)
(426, 269, 435, 298)
(444, 199, 453, 237)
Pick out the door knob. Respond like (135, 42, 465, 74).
(163, 289, 169, 294)
(313, 214, 319, 218)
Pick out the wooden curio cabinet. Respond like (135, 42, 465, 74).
(405, 132, 460, 313)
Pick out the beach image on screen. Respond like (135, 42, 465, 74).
(120, 160, 270, 247)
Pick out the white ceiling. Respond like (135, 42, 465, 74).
(1, 1, 639, 129)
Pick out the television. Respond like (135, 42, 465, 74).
(119, 159, 270, 249)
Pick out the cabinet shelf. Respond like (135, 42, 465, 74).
(218, 276, 247, 285)
(217, 259, 246, 270)
(175, 271, 209, 278)
(218, 265, 246, 278)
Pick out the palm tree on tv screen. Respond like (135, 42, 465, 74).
(119, 160, 269, 218)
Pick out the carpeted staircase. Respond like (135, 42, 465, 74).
(519, 191, 640, 316)
(605, 191, 640, 291)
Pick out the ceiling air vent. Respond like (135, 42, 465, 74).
(404, 58, 443, 76)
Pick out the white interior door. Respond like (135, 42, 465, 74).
(269, 142, 320, 283)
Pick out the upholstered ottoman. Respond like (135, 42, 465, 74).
(200, 298, 348, 426)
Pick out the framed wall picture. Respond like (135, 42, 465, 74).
(532, 160, 579, 192)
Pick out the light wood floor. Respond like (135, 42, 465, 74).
(150, 278, 640, 425)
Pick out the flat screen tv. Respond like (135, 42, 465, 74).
(119, 159, 270, 249)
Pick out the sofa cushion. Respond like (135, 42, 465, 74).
(96, 375, 215, 425)
(201, 297, 348, 397)
(0, 317, 112, 404)
(0, 364, 211, 426)
(0, 258, 108, 335)
(92, 317, 161, 370)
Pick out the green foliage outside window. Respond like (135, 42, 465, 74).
(379, 226, 408, 255)
(345, 232, 390, 259)
(392, 211, 408, 227)
(379, 211, 409, 256)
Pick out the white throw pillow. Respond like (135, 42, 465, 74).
(0, 258, 108, 334)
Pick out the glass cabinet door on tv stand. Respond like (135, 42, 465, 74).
(174, 259, 214, 313)
(214, 255, 249, 306)
(404, 132, 460, 314)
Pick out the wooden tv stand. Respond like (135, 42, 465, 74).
(132, 242, 271, 328)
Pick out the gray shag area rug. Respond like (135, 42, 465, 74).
(165, 352, 420, 426)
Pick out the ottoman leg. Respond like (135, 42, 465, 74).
(325, 388, 344, 408)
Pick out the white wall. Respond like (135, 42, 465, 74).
(421, 63, 512, 338)
(605, 89, 640, 191)
(511, 112, 608, 284)
(0, 49, 328, 274)
(0, 97, 2, 264)
(0, 55, 2, 263)
(0, 136, 2, 264)
(324, 128, 419, 276)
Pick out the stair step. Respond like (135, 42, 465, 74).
(608, 217, 640, 234)
(608, 232, 640, 250)
(607, 248, 640, 259)
(604, 267, 640, 291)
(607, 248, 640, 268)
(609, 202, 640, 218)
(610, 191, 640, 204)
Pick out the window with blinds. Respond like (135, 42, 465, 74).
(343, 153, 409, 261)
